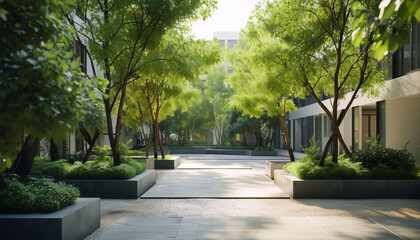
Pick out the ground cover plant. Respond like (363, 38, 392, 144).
(30, 146, 146, 180)
(283, 135, 419, 180)
(0, 179, 79, 213)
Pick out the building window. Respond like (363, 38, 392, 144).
(74, 41, 87, 73)
(413, 20, 420, 70)
(376, 101, 386, 146)
(352, 107, 359, 151)
(227, 40, 237, 49)
(323, 115, 331, 138)
(75, 2, 86, 20)
(219, 40, 225, 47)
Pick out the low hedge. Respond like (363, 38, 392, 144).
(0, 179, 80, 213)
(31, 157, 69, 180)
(31, 157, 146, 180)
(284, 154, 420, 180)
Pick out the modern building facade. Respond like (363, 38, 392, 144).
(273, 21, 420, 163)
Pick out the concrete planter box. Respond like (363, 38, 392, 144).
(154, 156, 181, 169)
(250, 150, 277, 156)
(168, 149, 277, 156)
(274, 170, 420, 199)
(60, 170, 156, 199)
(265, 161, 289, 179)
(0, 198, 100, 240)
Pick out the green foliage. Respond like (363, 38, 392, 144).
(254, 146, 273, 151)
(352, 0, 420, 59)
(351, 146, 417, 178)
(94, 146, 112, 162)
(284, 155, 362, 180)
(31, 158, 68, 180)
(66, 151, 87, 164)
(302, 136, 321, 160)
(0, 179, 79, 213)
(0, 0, 90, 170)
(66, 157, 145, 179)
(284, 153, 419, 180)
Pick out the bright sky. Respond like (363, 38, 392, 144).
(190, 0, 260, 40)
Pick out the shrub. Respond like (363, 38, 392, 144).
(0, 179, 79, 213)
(31, 158, 68, 180)
(284, 155, 362, 180)
(254, 146, 273, 151)
(351, 146, 417, 178)
(302, 135, 321, 160)
(283, 153, 419, 180)
(94, 146, 112, 162)
(66, 151, 86, 163)
(66, 158, 145, 179)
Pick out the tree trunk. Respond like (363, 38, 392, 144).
(277, 113, 295, 162)
(79, 126, 100, 164)
(49, 138, 60, 161)
(15, 135, 39, 182)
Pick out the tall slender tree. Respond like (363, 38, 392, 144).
(65, 0, 216, 165)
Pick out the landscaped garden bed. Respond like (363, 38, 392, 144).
(0, 178, 100, 240)
(29, 153, 156, 199)
(0, 198, 100, 240)
(275, 142, 420, 199)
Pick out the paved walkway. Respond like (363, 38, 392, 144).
(91, 154, 420, 240)
(142, 155, 288, 198)
(99, 216, 420, 240)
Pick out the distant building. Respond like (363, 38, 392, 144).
(214, 32, 239, 49)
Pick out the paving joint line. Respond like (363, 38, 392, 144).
(367, 217, 406, 240)
(307, 216, 333, 239)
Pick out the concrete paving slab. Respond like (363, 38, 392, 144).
(141, 169, 289, 199)
(99, 216, 418, 240)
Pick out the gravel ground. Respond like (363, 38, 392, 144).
(84, 198, 420, 240)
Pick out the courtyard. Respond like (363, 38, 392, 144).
(88, 154, 420, 240)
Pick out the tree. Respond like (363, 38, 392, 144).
(228, 26, 299, 161)
(204, 66, 233, 145)
(77, 100, 105, 163)
(125, 30, 219, 158)
(251, 0, 383, 164)
(0, 0, 88, 179)
(352, 0, 420, 59)
(65, 0, 216, 165)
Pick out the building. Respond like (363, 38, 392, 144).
(273, 21, 420, 163)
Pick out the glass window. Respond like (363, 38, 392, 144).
(227, 40, 237, 49)
(376, 101, 386, 146)
(413, 20, 420, 70)
(219, 40, 225, 47)
(353, 107, 359, 151)
(403, 36, 411, 74)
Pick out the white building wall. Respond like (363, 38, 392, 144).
(386, 95, 420, 163)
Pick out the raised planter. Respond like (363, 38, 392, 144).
(274, 170, 420, 199)
(0, 198, 100, 240)
(265, 161, 289, 179)
(154, 156, 181, 169)
(168, 149, 277, 156)
(250, 150, 277, 156)
(60, 170, 156, 199)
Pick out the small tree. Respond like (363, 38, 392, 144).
(65, 0, 216, 165)
(204, 67, 233, 145)
(252, 0, 383, 164)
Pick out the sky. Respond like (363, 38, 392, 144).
(190, 0, 260, 40)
